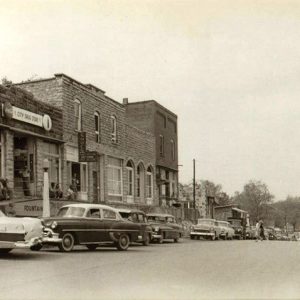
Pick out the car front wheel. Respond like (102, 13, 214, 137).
(59, 233, 75, 252)
(116, 234, 130, 251)
(30, 244, 43, 251)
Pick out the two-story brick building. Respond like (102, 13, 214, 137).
(14, 74, 157, 213)
(124, 100, 179, 207)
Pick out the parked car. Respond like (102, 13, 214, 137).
(146, 213, 183, 243)
(0, 209, 43, 254)
(245, 226, 256, 239)
(117, 208, 152, 246)
(228, 218, 244, 239)
(41, 204, 141, 252)
(190, 219, 218, 240)
(216, 220, 234, 240)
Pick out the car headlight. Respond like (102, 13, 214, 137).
(51, 221, 57, 229)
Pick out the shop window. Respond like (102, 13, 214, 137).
(111, 115, 117, 143)
(94, 112, 100, 143)
(107, 157, 122, 196)
(126, 160, 134, 197)
(74, 99, 82, 131)
(146, 166, 153, 199)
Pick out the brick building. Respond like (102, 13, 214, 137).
(124, 100, 178, 207)
(15, 74, 157, 214)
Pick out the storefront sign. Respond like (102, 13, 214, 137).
(78, 132, 98, 162)
(10, 106, 52, 131)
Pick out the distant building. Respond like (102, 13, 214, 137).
(124, 100, 178, 207)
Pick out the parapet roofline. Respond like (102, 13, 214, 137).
(126, 99, 177, 118)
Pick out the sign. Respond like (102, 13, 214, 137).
(9, 106, 52, 131)
(78, 132, 98, 162)
(79, 151, 98, 162)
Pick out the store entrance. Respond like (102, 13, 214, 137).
(14, 135, 34, 197)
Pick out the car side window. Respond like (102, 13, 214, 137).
(86, 209, 101, 218)
(103, 209, 117, 219)
(137, 214, 144, 222)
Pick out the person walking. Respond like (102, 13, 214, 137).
(255, 220, 262, 242)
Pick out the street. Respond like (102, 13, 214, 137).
(1, 239, 300, 300)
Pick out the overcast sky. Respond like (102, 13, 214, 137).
(1, 0, 300, 200)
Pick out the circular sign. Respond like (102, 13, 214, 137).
(42, 114, 52, 131)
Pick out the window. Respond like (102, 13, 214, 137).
(126, 161, 134, 197)
(103, 209, 117, 219)
(170, 139, 175, 160)
(136, 163, 145, 199)
(107, 157, 122, 196)
(111, 115, 117, 143)
(74, 99, 82, 131)
(94, 112, 100, 143)
(146, 167, 153, 199)
(159, 135, 164, 156)
(86, 209, 101, 218)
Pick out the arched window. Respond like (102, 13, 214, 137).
(126, 160, 134, 197)
(111, 115, 117, 143)
(170, 139, 175, 161)
(136, 163, 145, 199)
(146, 166, 153, 199)
(94, 112, 100, 143)
(74, 99, 82, 131)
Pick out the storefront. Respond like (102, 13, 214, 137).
(0, 85, 63, 208)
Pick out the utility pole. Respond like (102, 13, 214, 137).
(193, 159, 196, 209)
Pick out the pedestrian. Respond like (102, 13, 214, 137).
(66, 185, 75, 200)
(260, 221, 265, 241)
(255, 220, 264, 241)
(55, 184, 63, 199)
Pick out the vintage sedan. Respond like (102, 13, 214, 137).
(190, 218, 218, 240)
(117, 208, 152, 246)
(146, 213, 183, 243)
(216, 220, 234, 240)
(42, 204, 141, 252)
(0, 209, 43, 254)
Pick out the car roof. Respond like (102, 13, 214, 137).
(198, 218, 216, 221)
(217, 220, 229, 224)
(116, 208, 145, 214)
(146, 213, 175, 218)
(61, 203, 119, 212)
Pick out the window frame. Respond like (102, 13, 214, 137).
(146, 167, 153, 199)
(94, 111, 100, 143)
(107, 157, 123, 197)
(126, 163, 134, 197)
(74, 99, 82, 131)
(111, 115, 117, 143)
(159, 135, 164, 157)
(170, 139, 175, 161)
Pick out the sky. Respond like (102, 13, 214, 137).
(1, 0, 300, 200)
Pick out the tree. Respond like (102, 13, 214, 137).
(233, 180, 274, 222)
(1, 77, 12, 85)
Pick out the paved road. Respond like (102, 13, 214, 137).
(1, 239, 300, 300)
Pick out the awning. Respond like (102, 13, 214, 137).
(232, 207, 248, 214)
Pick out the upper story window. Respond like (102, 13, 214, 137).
(146, 166, 153, 199)
(111, 115, 117, 143)
(126, 160, 134, 197)
(170, 139, 175, 160)
(159, 135, 164, 157)
(74, 99, 82, 131)
(94, 112, 100, 143)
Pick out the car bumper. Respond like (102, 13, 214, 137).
(42, 229, 62, 244)
(0, 236, 43, 249)
(190, 232, 214, 236)
(152, 234, 162, 240)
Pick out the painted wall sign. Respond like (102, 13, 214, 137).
(78, 132, 98, 162)
(10, 106, 52, 131)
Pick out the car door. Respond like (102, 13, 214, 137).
(81, 208, 105, 243)
(102, 208, 119, 241)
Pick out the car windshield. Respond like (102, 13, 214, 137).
(147, 216, 166, 223)
(166, 217, 175, 223)
(57, 207, 85, 217)
(119, 212, 130, 219)
(230, 220, 241, 226)
(218, 222, 227, 227)
(197, 220, 214, 226)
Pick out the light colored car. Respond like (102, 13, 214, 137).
(190, 218, 218, 240)
(0, 210, 43, 254)
(216, 221, 234, 240)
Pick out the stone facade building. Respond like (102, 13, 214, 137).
(124, 100, 178, 207)
(14, 74, 157, 214)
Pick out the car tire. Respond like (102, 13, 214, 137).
(86, 244, 98, 251)
(59, 233, 75, 252)
(174, 236, 179, 243)
(225, 234, 228, 240)
(143, 234, 151, 246)
(30, 244, 43, 251)
(116, 234, 130, 251)
(0, 248, 12, 254)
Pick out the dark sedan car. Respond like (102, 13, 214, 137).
(146, 213, 183, 243)
(41, 204, 141, 252)
(117, 208, 153, 246)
